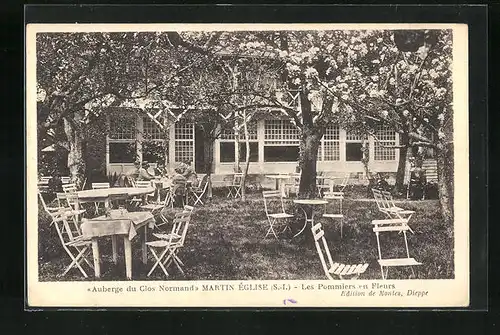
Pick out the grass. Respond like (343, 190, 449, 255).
(37, 188, 453, 281)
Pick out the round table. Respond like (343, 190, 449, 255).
(292, 199, 328, 237)
(266, 175, 292, 197)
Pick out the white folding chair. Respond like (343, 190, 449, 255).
(338, 173, 350, 192)
(372, 219, 422, 279)
(146, 211, 191, 276)
(38, 191, 64, 225)
(311, 222, 369, 280)
(61, 176, 71, 184)
(322, 191, 345, 238)
(380, 190, 415, 233)
(227, 173, 243, 198)
(262, 190, 294, 239)
(62, 183, 77, 194)
(316, 176, 331, 197)
(91, 182, 110, 214)
(284, 173, 300, 197)
(189, 174, 209, 206)
(52, 210, 94, 277)
(129, 180, 154, 207)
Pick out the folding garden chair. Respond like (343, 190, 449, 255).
(146, 210, 192, 277)
(91, 182, 110, 214)
(38, 191, 64, 225)
(189, 174, 209, 206)
(262, 190, 294, 239)
(61, 176, 71, 184)
(322, 191, 345, 238)
(227, 173, 243, 198)
(380, 190, 415, 233)
(62, 183, 77, 194)
(284, 173, 300, 197)
(155, 205, 194, 231)
(311, 222, 369, 280)
(53, 210, 94, 278)
(56, 192, 86, 222)
(129, 180, 154, 207)
(338, 173, 350, 193)
(372, 219, 422, 279)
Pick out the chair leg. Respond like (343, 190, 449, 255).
(380, 265, 385, 280)
(148, 247, 170, 277)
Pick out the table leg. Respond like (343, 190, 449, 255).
(111, 235, 118, 264)
(142, 225, 148, 264)
(279, 180, 286, 198)
(91, 238, 101, 278)
(293, 207, 309, 238)
(124, 237, 132, 280)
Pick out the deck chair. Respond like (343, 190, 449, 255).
(322, 191, 345, 238)
(227, 173, 243, 198)
(189, 174, 209, 206)
(91, 182, 110, 214)
(372, 219, 422, 279)
(262, 190, 294, 239)
(311, 223, 369, 280)
(53, 210, 94, 277)
(146, 210, 191, 276)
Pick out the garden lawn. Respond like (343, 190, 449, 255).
(38, 191, 454, 281)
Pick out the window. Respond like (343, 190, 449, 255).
(345, 131, 367, 162)
(264, 119, 300, 162)
(175, 122, 194, 163)
(374, 125, 396, 161)
(219, 122, 258, 163)
(109, 142, 137, 163)
(109, 114, 137, 163)
(318, 124, 340, 161)
(142, 117, 166, 164)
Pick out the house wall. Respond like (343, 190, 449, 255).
(106, 113, 400, 180)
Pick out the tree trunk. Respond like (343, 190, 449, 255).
(395, 132, 410, 193)
(63, 116, 85, 189)
(203, 137, 214, 199)
(298, 132, 322, 199)
(436, 142, 454, 226)
(241, 109, 251, 201)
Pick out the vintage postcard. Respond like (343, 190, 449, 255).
(26, 23, 469, 308)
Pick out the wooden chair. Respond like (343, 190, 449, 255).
(262, 190, 294, 239)
(227, 173, 243, 198)
(380, 190, 415, 233)
(311, 222, 369, 280)
(61, 176, 71, 184)
(91, 182, 110, 214)
(189, 174, 209, 206)
(322, 191, 345, 238)
(146, 210, 192, 276)
(38, 191, 64, 225)
(372, 219, 422, 279)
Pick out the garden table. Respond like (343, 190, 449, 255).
(292, 199, 328, 238)
(80, 210, 155, 279)
(266, 175, 291, 197)
(76, 187, 156, 209)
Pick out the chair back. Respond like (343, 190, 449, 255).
(232, 173, 243, 186)
(323, 191, 343, 213)
(61, 177, 71, 184)
(381, 190, 396, 208)
(372, 188, 386, 212)
(172, 178, 187, 196)
(62, 183, 77, 194)
(53, 211, 82, 245)
(40, 176, 51, 183)
(339, 173, 350, 191)
(171, 211, 191, 246)
(262, 190, 286, 216)
(38, 191, 60, 217)
(56, 192, 79, 210)
(92, 182, 110, 189)
(311, 222, 335, 280)
(183, 205, 194, 213)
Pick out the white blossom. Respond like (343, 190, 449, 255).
(380, 110, 389, 117)
(403, 110, 410, 117)
(438, 130, 445, 139)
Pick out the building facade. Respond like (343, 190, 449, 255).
(106, 110, 400, 178)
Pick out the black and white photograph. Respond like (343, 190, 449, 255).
(26, 23, 469, 307)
